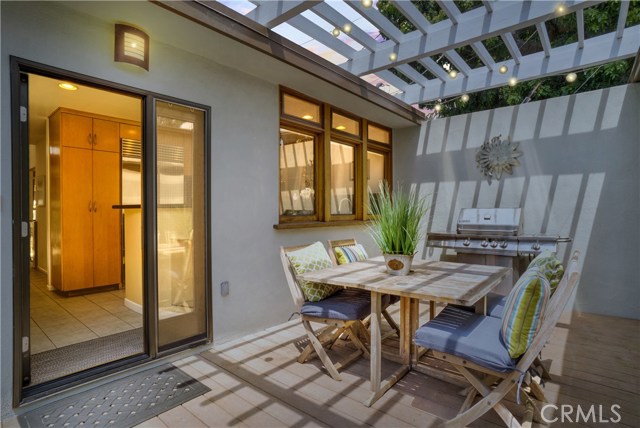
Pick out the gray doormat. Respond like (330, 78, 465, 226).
(31, 328, 144, 385)
(19, 364, 210, 428)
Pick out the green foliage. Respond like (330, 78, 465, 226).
(377, 0, 640, 118)
(367, 182, 429, 255)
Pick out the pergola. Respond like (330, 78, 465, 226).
(209, 0, 638, 108)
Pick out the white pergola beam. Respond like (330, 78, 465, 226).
(311, 2, 380, 51)
(392, 0, 432, 33)
(617, 0, 630, 39)
(419, 57, 450, 82)
(536, 22, 552, 57)
(345, 0, 602, 76)
(444, 50, 472, 76)
(287, 15, 358, 59)
(501, 32, 522, 64)
(482, 0, 494, 13)
(436, 0, 461, 25)
(400, 26, 640, 104)
(396, 64, 429, 87)
(376, 70, 411, 92)
(577, 9, 585, 49)
(472, 42, 496, 69)
(345, 1, 404, 43)
(247, 1, 316, 29)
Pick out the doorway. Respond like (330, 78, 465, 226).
(12, 59, 211, 404)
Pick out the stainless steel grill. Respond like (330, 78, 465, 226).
(427, 208, 571, 293)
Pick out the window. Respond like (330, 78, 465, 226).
(278, 89, 391, 226)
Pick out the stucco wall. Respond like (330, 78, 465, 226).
(0, 1, 388, 418)
(394, 84, 640, 320)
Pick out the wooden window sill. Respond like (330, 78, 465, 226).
(273, 220, 371, 230)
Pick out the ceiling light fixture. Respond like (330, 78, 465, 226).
(336, 125, 347, 130)
(448, 70, 458, 79)
(499, 65, 508, 74)
(566, 72, 577, 83)
(434, 104, 442, 112)
(302, 114, 314, 120)
(461, 94, 470, 102)
(331, 27, 341, 37)
(508, 77, 518, 86)
(361, 0, 373, 8)
(389, 52, 397, 61)
(58, 82, 78, 91)
(342, 23, 352, 34)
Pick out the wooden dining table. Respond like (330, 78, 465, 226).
(300, 256, 511, 406)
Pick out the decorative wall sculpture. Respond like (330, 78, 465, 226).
(476, 135, 522, 183)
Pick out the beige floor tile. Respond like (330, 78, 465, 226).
(30, 321, 56, 354)
(133, 416, 169, 428)
(157, 404, 206, 427)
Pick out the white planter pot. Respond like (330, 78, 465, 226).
(383, 253, 414, 276)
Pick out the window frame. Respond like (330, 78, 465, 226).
(278, 88, 392, 227)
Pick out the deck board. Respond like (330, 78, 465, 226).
(143, 308, 639, 427)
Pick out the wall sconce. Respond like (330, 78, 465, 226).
(114, 24, 149, 71)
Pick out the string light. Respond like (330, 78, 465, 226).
(331, 27, 340, 37)
(461, 94, 470, 102)
(566, 72, 577, 83)
(508, 77, 518, 86)
(555, 3, 567, 14)
(361, 0, 373, 7)
(342, 23, 352, 34)
(448, 70, 458, 79)
(499, 65, 508, 74)
(389, 52, 397, 61)
(434, 104, 442, 112)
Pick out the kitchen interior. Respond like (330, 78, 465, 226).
(27, 74, 196, 385)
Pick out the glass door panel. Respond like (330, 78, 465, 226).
(155, 100, 207, 349)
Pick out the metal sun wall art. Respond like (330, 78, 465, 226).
(475, 135, 523, 184)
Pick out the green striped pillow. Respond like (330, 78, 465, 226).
(501, 267, 551, 359)
(287, 242, 339, 302)
(334, 244, 368, 265)
(528, 251, 564, 294)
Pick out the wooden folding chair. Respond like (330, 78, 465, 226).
(327, 238, 401, 337)
(415, 251, 581, 427)
(280, 244, 371, 381)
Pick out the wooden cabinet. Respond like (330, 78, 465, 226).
(49, 108, 138, 292)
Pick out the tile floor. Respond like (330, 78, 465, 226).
(30, 269, 143, 354)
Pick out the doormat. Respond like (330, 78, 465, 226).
(31, 328, 144, 385)
(18, 364, 210, 428)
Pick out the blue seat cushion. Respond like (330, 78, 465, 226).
(448, 292, 508, 318)
(414, 306, 517, 372)
(301, 289, 372, 321)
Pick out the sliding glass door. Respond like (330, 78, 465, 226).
(155, 100, 208, 349)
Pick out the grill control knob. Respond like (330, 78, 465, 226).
(532, 242, 541, 251)
(500, 241, 508, 249)
(481, 239, 489, 248)
(490, 240, 498, 248)
(463, 238, 471, 247)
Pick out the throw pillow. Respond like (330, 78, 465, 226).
(501, 267, 550, 359)
(287, 242, 339, 302)
(334, 244, 368, 265)
(528, 250, 564, 294)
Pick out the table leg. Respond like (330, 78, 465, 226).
(429, 300, 436, 320)
(474, 296, 488, 315)
(369, 291, 382, 398)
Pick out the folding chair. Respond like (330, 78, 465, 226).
(414, 251, 581, 427)
(281, 244, 372, 381)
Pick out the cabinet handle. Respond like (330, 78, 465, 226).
(88, 201, 92, 212)
(93, 201, 97, 212)
(93, 133, 97, 146)
(88, 133, 92, 146)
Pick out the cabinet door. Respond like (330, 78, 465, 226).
(120, 123, 141, 141)
(61, 147, 94, 290)
(61, 113, 93, 149)
(92, 118, 120, 153)
(93, 150, 122, 287)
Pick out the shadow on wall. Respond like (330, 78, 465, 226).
(395, 84, 639, 320)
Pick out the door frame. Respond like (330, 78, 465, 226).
(10, 57, 212, 406)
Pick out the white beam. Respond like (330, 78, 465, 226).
(392, 0, 431, 33)
(376, 70, 411, 92)
(617, 0, 630, 39)
(247, 1, 316, 29)
(396, 64, 429, 87)
(436, 0, 461, 25)
(576, 9, 585, 49)
(472, 42, 496, 69)
(444, 50, 472, 76)
(501, 32, 522, 64)
(419, 57, 450, 81)
(287, 15, 358, 59)
(311, 2, 379, 51)
(536, 22, 552, 57)
(482, 0, 494, 13)
(345, 0, 404, 43)
(344, 0, 602, 76)
(400, 26, 640, 104)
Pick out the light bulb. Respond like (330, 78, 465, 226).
(508, 77, 518, 86)
(302, 114, 314, 120)
(448, 70, 458, 79)
(556, 4, 566, 14)
(342, 23, 352, 34)
(58, 82, 78, 91)
(499, 65, 508, 74)
(389, 52, 397, 61)
(461, 94, 470, 102)
(361, 0, 373, 7)
(566, 72, 577, 83)
(331, 27, 340, 37)
(434, 104, 442, 112)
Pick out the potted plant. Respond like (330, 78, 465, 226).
(367, 182, 429, 275)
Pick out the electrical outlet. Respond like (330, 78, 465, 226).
(220, 281, 230, 296)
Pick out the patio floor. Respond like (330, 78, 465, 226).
(140, 304, 640, 427)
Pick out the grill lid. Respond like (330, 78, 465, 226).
(457, 208, 523, 236)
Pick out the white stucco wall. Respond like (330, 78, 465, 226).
(394, 84, 640, 320)
(0, 1, 396, 418)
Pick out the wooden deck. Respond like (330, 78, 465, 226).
(141, 304, 640, 427)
